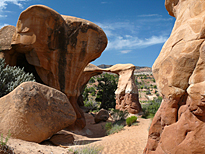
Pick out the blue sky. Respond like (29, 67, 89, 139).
(0, 0, 175, 67)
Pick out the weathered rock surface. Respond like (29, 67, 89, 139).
(144, 0, 205, 153)
(0, 25, 17, 65)
(0, 81, 76, 143)
(0, 5, 107, 130)
(77, 63, 103, 105)
(94, 109, 109, 123)
(105, 64, 142, 114)
(78, 63, 142, 114)
(49, 131, 74, 146)
(0, 25, 15, 51)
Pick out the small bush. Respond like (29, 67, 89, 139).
(105, 122, 113, 131)
(142, 97, 162, 119)
(0, 58, 35, 97)
(69, 145, 103, 154)
(0, 130, 14, 154)
(105, 122, 124, 135)
(146, 90, 151, 95)
(110, 109, 129, 121)
(106, 124, 124, 135)
(126, 116, 137, 126)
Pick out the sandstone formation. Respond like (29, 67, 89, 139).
(68, 64, 103, 129)
(77, 64, 103, 107)
(144, 0, 205, 153)
(0, 5, 107, 130)
(105, 64, 142, 114)
(0, 25, 16, 64)
(94, 109, 109, 123)
(0, 81, 76, 143)
(49, 131, 74, 146)
(78, 63, 142, 114)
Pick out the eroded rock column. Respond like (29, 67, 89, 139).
(105, 64, 142, 114)
(144, 0, 205, 153)
(10, 5, 107, 129)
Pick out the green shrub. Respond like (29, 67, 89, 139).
(106, 124, 124, 135)
(0, 58, 35, 97)
(105, 122, 124, 135)
(126, 116, 138, 126)
(146, 90, 151, 95)
(95, 73, 118, 110)
(105, 122, 112, 132)
(69, 145, 103, 154)
(89, 77, 95, 84)
(110, 109, 129, 121)
(0, 130, 14, 154)
(142, 97, 162, 119)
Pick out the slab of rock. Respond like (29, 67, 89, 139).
(0, 81, 76, 143)
(94, 109, 109, 123)
(144, 0, 205, 153)
(105, 64, 142, 114)
(5, 5, 108, 130)
(49, 131, 74, 146)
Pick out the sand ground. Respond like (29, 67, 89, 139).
(6, 113, 151, 154)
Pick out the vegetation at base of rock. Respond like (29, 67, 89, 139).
(0, 131, 14, 154)
(0, 58, 35, 97)
(105, 109, 127, 135)
(84, 101, 100, 111)
(69, 145, 103, 154)
(110, 109, 129, 121)
(142, 97, 162, 119)
(126, 116, 138, 126)
(105, 122, 124, 135)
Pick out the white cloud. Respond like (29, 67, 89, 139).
(138, 14, 162, 17)
(107, 35, 168, 51)
(120, 50, 132, 54)
(96, 18, 172, 54)
(0, 0, 28, 17)
(0, 23, 8, 28)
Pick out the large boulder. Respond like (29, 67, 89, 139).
(0, 5, 107, 130)
(105, 64, 142, 114)
(144, 0, 205, 153)
(0, 81, 76, 143)
(94, 109, 109, 123)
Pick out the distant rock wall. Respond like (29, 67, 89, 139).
(144, 0, 205, 153)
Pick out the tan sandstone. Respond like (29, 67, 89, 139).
(78, 63, 142, 114)
(144, 0, 205, 153)
(105, 64, 142, 114)
(0, 81, 76, 143)
(0, 5, 108, 130)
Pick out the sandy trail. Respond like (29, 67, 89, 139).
(70, 113, 151, 154)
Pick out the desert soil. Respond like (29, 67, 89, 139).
(6, 113, 151, 154)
